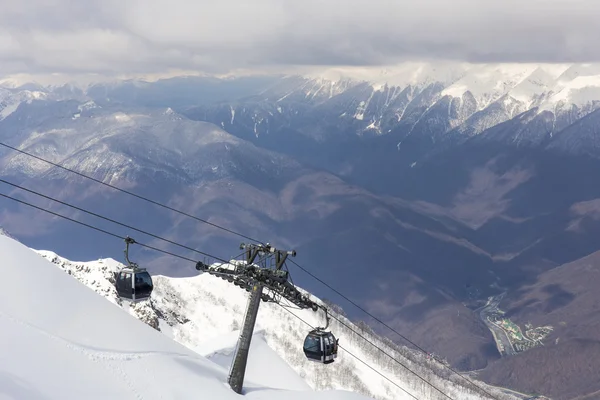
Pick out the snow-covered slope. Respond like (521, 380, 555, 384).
(35, 247, 517, 400)
(0, 226, 13, 238)
(305, 63, 597, 112)
(0, 86, 49, 120)
(182, 62, 600, 152)
(0, 233, 373, 400)
(0, 103, 303, 186)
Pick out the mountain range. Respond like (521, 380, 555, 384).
(2, 62, 600, 399)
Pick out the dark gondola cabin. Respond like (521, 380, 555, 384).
(303, 329, 338, 364)
(115, 267, 153, 302)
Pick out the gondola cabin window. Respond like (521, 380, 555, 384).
(304, 335, 321, 352)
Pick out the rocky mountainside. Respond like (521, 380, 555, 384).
(180, 64, 600, 169)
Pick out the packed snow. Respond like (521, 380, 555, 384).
(32, 244, 516, 400)
(0, 234, 375, 400)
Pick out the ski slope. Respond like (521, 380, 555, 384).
(0, 233, 372, 400)
(32, 246, 514, 400)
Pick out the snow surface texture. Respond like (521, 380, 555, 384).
(35, 247, 516, 400)
(0, 234, 374, 400)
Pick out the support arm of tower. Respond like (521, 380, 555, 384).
(239, 242, 296, 270)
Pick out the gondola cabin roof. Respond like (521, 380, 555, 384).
(119, 267, 149, 274)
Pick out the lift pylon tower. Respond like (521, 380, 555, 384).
(227, 242, 294, 393)
(228, 282, 263, 393)
(196, 242, 324, 394)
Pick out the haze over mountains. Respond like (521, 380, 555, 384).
(3, 61, 600, 399)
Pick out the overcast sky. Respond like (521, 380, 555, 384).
(0, 0, 598, 77)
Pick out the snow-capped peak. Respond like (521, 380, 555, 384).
(304, 62, 470, 89)
(0, 87, 50, 120)
(440, 64, 540, 109)
(303, 62, 600, 113)
(543, 72, 600, 108)
(287, 62, 600, 140)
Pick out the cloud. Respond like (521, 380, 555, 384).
(1, 0, 599, 76)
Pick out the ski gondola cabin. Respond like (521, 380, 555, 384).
(303, 329, 338, 364)
(114, 267, 153, 302)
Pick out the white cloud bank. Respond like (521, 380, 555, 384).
(0, 0, 599, 76)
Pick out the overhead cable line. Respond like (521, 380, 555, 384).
(277, 304, 422, 400)
(0, 178, 227, 263)
(1, 187, 461, 400)
(0, 142, 264, 245)
(325, 310, 455, 400)
(279, 297, 457, 400)
(0, 191, 208, 264)
(287, 258, 500, 400)
(0, 141, 498, 400)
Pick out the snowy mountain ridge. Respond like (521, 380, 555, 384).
(34, 247, 517, 400)
(283, 63, 600, 136)
(289, 63, 600, 109)
(5, 63, 600, 153)
(0, 86, 49, 120)
(5, 62, 600, 114)
(0, 103, 301, 189)
(153, 63, 600, 156)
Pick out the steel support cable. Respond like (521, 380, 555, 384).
(0, 141, 498, 399)
(0, 141, 264, 245)
(277, 304, 421, 400)
(1, 187, 464, 400)
(287, 259, 499, 400)
(278, 302, 455, 400)
(0, 178, 229, 263)
(325, 311, 461, 400)
(0, 191, 213, 264)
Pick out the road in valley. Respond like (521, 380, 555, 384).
(478, 293, 516, 356)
